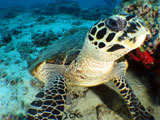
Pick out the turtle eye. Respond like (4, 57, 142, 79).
(106, 18, 119, 32)
(106, 19, 118, 29)
(106, 17, 127, 32)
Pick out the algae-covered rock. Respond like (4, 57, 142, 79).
(31, 30, 58, 47)
(114, 0, 159, 54)
(1, 33, 12, 43)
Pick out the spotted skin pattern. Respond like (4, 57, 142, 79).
(27, 75, 67, 120)
(114, 76, 155, 120)
(88, 14, 148, 54)
(87, 15, 155, 120)
(27, 15, 155, 120)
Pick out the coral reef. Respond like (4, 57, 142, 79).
(0, 31, 12, 47)
(1, 32, 12, 43)
(17, 42, 35, 60)
(114, 0, 160, 109)
(31, 30, 58, 47)
(10, 28, 22, 36)
(37, 17, 56, 25)
(114, 0, 160, 70)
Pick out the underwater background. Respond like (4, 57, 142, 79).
(0, 0, 122, 9)
(0, 0, 159, 120)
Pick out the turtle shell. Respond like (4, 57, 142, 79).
(29, 28, 88, 74)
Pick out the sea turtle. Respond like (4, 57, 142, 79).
(26, 14, 155, 120)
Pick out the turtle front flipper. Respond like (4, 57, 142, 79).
(113, 61, 155, 120)
(27, 75, 67, 120)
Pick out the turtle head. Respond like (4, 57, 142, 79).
(83, 14, 151, 62)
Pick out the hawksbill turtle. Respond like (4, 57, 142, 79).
(26, 14, 155, 120)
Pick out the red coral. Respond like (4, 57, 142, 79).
(129, 48, 154, 69)
(129, 48, 160, 72)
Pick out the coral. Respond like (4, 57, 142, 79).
(114, 0, 160, 70)
(17, 42, 35, 65)
(17, 42, 35, 54)
(36, 16, 45, 22)
(115, 0, 160, 107)
(35, 16, 55, 25)
(40, 18, 56, 25)
(11, 29, 22, 35)
(0, 32, 12, 44)
(4, 44, 14, 53)
(128, 49, 155, 69)
(31, 30, 58, 47)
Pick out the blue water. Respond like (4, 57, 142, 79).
(0, 0, 122, 9)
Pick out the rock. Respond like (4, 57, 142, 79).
(1, 33, 12, 43)
(31, 30, 58, 47)
(17, 42, 35, 54)
(17, 42, 36, 65)
(4, 44, 14, 53)
(10, 28, 22, 35)
(36, 16, 46, 22)
(114, 0, 160, 69)
(41, 18, 55, 25)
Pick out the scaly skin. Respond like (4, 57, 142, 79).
(27, 15, 155, 120)
(65, 14, 149, 87)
